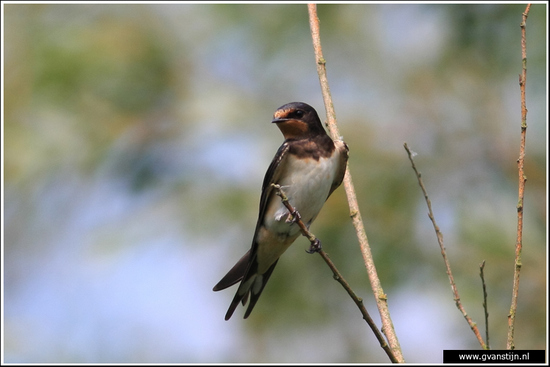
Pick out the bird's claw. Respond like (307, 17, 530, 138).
(286, 209, 301, 224)
(306, 239, 322, 254)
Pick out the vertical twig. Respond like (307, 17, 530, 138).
(479, 261, 490, 349)
(404, 143, 487, 349)
(307, 4, 404, 363)
(507, 3, 531, 350)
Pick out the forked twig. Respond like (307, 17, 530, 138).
(271, 183, 398, 363)
(404, 143, 487, 349)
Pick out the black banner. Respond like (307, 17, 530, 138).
(443, 350, 545, 364)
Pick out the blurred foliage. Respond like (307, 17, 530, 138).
(3, 3, 547, 363)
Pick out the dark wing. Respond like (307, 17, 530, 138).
(212, 143, 290, 292)
(327, 140, 349, 199)
(215, 143, 292, 320)
(254, 142, 291, 235)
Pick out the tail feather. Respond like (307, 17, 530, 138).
(213, 250, 251, 291)
(243, 260, 278, 319)
(223, 259, 279, 320)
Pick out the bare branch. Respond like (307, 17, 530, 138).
(479, 261, 490, 349)
(507, 3, 531, 350)
(271, 184, 398, 363)
(307, 4, 405, 362)
(404, 143, 487, 349)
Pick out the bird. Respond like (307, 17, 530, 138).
(213, 102, 349, 320)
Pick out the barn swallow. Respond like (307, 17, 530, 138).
(213, 102, 349, 320)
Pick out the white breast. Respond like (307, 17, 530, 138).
(264, 153, 339, 238)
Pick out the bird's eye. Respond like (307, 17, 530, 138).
(294, 110, 304, 118)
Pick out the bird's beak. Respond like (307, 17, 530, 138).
(272, 118, 288, 124)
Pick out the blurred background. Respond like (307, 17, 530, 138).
(3, 3, 547, 363)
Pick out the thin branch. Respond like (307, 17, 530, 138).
(271, 184, 398, 363)
(307, 4, 405, 363)
(404, 143, 487, 349)
(479, 260, 490, 349)
(507, 3, 531, 350)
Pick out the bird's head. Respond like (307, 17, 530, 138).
(272, 102, 325, 140)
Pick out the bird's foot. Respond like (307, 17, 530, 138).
(306, 238, 322, 254)
(286, 209, 302, 224)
